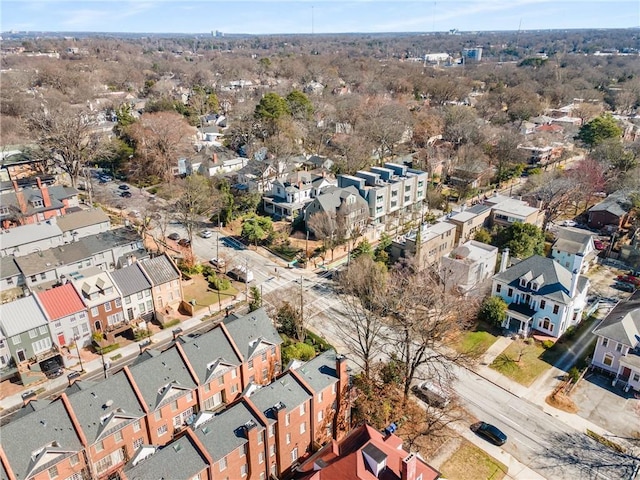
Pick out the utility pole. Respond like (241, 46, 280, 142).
(300, 275, 304, 339)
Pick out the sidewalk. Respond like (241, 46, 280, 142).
(473, 335, 640, 458)
(0, 308, 220, 415)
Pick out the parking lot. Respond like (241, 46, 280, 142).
(586, 263, 634, 302)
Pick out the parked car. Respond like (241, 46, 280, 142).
(168, 232, 180, 241)
(209, 258, 226, 270)
(561, 219, 577, 227)
(200, 230, 213, 238)
(613, 281, 635, 293)
(229, 265, 254, 283)
(99, 174, 113, 182)
(118, 184, 130, 190)
(411, 381, 452, 408)
(617, 274, 640, 287)
(471, 422, 507, 446)
(41, 358, 64, 379)
(593, 239, 605, 250)
(178, 238, 191, 247)
(120, 191, 132, 198)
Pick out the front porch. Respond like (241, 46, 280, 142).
(502, 303, 535, 337)
(612, 351, 640, 393)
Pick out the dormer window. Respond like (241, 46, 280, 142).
(531, 283, 538, 291)
(519, 278, 527, 288)
(31, 199, 44, 208)
(0, 206, 8, 215)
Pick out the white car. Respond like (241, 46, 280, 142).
(210, 258, 226, 270)
(200, 230, 213, 238)
(562, 220, 577, 227)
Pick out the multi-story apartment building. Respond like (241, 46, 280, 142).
(390, 221, 457, 269)
(337, 162, 427, 229)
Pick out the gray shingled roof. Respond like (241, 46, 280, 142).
(110, 263, 152, 297)
(0, 256, 20, 279)
(0, 296, 48, 337)
(223, 308, 282, 360)
(593, 291, 640, 347)
(493, 255, 588, 304)
(127, 346, 197, 411)
(124, 434, 208, 480)
(307, 185, 366, 218)
(80, 227, 142, 255)
(293, 349, 339, 393)
(56, 208, 109, 233)
(139, 254, 180, 286)
(553, 227, 594, 255)
(65, 372, 147, 444)
(589, 191, 633, 217)
(1, 399, 84, 480)
(0, 221, 63, 250)
(179, 326, 242, 384)
(192, 401, 263, 461)
(249, 372, 311, 423)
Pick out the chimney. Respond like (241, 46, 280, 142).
(401, 453, 417, 480)
(570, 253, 584, 297)
(213, 152, 218, 164)
(37, 177, 52, 208)
(13, 181, 27, 214)
(499, 248, 509, 273)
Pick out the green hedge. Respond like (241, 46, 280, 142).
(95, 343, 120, 355)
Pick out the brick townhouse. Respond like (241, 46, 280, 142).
(0, 308, 350, 480)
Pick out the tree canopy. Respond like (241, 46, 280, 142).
(494, 222, 545, 259)
(576, 114, 623, 148)
(254, 92, 289, 121)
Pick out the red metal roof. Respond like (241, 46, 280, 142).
(36, 283, 86, 320)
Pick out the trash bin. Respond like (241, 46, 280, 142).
(190, 299, 197, 305)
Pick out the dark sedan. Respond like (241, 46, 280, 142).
(471, 422, 507, 446)
(118, 184, 130, 190)
(120, 191, 132, 198)
(168, 232, 180, 241)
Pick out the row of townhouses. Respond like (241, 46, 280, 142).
(0, 252, 182, 379)
(0, 309, 358, 480)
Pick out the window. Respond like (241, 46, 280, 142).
(133, 420, 141, 432)
(332, 383, 336, 394)
(300, 403, 306, 415)
(157, 424, 168, 436)
(633, 373, 640, 382)
(531, 283, 538, 291)
(6, 277, 13, 285)
(318, 391, 324, 403)
(205, 383, 211, 393)
(95, 441, 104, 453)
(29, 328, 37, 339)
(218, 375, 225, 386)
(259, 452, 265, 464)
(239, 443, 247, 457)
(616, 343, 623, 353)
(603, 354, 613, 367)
(114, 430, 123, 442)
(300, 422, 306, 434)
(186, 391, 193, 402)
(48, 465, 59, 479)
(70, 454, 79, 466)
(231, 384, 238, 393)
(262, 351, 267, 361)
(496, 284, 502, 293)
(318, 411, 324, 422)
(258, 430, 264, 445)
(270, 444, 276, 457)
(115, 298, 121, 308)
(154, 410, 162, 421)
(540, 318, 552, 331)
(262, 367, 268, 381)
(231, 369, 237, 379)
(137, 292, 144, 300)
(104, 302, 112, 312)
(249, 375, 255, 383)
(520, 278, 527, 287)
(173, 415, 181, 427)
(171, 400, 178, 411)
(285, 413, 290, 426)
(602, 338, 609, 347)
(219, 456, 227, 471)
(553, 305, 559, 314)
(269, 425, 275, 437)
(40, 273, 46, 280)
(39, 325, 48, 335)
(291, 447, 298, 462)
(540, 300, 546, 309)
(12, 336, 21, 345)
(240, 464, 248, 477)
(133, 437, 144, 450)
(91, 307, 98, 317)
(125, 296, 132, 305)
(30, 275, 37, 283)
(248, 359, 254, 369)
(286, 433, 291, 444)
(508, 288, 513, 297)
(81, 323, 89, 333)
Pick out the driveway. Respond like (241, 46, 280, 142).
(571, 371, 640, 444)
(587, 263, 634, 301)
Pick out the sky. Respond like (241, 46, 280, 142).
(2, 0, 639, 34)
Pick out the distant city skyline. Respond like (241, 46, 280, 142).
(2, 1, 638, 35)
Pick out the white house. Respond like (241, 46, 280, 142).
(440, 240, 498, 293)
(36, 283, 92, 348)
(591, 291, 640, 394)
(491, 252, 589, 338)
(551, 227, 598, 273)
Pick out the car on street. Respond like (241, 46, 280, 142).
(168, 232, 180, 241)
(209, 258, 226, 270)
(178, 238, 191, 247)
(561, 219, 577, 227)
(471, 422, 507, 446)
(120, 191, 132, 198)
(200, 230, 213, 238)
(118, 184, 130, 190)
(411, 381, 452, 408)
(99, 174, 113, 182)
(613, 281, 635, 293)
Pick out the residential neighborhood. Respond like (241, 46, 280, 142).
(1, 23, 639, 480)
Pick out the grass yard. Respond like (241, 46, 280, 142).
(182, 275, 238, 308)
(440, 441, 507, 480)
(454, 329, 498, 356)
(489, 340, 551, 386)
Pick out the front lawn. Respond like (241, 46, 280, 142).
(453, 322, 499, 356)
(440, 441, 507, 480)
(182, 275, 238, 308)
(489, 340, 551, 386)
